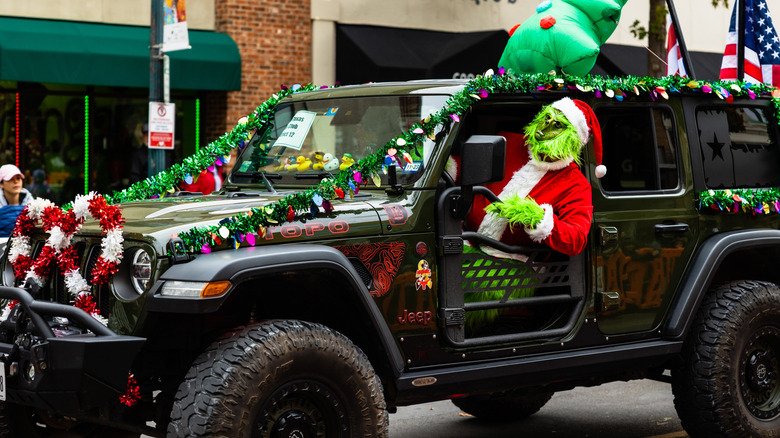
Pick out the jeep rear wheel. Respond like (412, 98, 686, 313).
(167, 320, 388, 437)
(672, 280, 780, 437)
(451, 390, 553, 420)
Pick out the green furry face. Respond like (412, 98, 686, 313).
(523, 106, 583, 164)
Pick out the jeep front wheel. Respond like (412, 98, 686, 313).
(672, 280, 780, 437)
(451, 390, 553, 420)
(167, 320, 388, 437)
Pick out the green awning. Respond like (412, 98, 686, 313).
(0, 17, 241, 91)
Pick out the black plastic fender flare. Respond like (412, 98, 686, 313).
(662, 229, 780, 340)
(145, 244, 405, 377)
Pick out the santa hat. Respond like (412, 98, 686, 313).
(551, 98, 606, 178)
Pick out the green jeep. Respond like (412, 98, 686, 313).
(0, 73, 779, 437)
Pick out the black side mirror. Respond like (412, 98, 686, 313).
(459, 135, 505, 186)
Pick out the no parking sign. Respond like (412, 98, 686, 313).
(148, 102, 175, 150)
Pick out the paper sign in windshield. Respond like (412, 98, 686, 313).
(272, 110, 316, 150)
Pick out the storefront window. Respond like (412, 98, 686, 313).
(0, 81, 197, 205)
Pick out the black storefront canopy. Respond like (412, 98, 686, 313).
(336, 24, 509, 85)
(593, 43, 722, 81)
(337, 24, 723, 84)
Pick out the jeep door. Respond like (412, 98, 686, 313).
(591, 102, 698, 335)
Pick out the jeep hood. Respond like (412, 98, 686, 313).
(83, 194, 385, 244)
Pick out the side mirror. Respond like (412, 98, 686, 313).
(459, 135, 506, 186)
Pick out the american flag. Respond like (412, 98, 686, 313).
(666, 13, 687, 77)
(719, 0, 780, 86)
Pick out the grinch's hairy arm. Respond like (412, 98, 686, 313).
(485, 195, 545, 228)
(485, 172, 593, 256)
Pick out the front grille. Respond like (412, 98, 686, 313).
(23, 238, 105, 314)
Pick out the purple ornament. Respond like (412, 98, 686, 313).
(246, 233, 256, 246)
(201, 244, 211, 254)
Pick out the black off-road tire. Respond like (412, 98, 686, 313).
(167, 319, 388, 437)
(451, 390, 553, 420)
(672, 280, 780, 437)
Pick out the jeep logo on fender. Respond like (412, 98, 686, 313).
(263, 220, 349, 240)
(382, 204, 409, 226)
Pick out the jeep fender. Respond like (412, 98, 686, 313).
(145, 244, 405, 376)
(663, 229, 780, 340)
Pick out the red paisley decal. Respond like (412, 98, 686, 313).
(338, 242, 406, 297)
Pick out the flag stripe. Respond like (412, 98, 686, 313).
(719, 0, 780, 87)
(666, 13, 687, 77)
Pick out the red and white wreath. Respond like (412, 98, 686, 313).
(3, 193, 124, 324)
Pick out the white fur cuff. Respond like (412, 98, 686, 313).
(525, 204, 554, 242)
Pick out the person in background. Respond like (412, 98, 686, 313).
(27, 168, 56, 202)
(129, 123, 149, 184)
(0, 164, 33, 238)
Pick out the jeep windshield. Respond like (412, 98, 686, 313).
(228, 94, 448, 187)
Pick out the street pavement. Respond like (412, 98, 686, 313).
(389, 378, 688, 438)
(141, 378, 686, 437)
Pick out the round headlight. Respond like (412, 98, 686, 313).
(131, 249, 152, 294)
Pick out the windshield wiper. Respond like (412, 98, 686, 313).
(233, 171, 281, 193)
(294, 172, 336, 180)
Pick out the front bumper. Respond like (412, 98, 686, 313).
(0, 286, 144, 415)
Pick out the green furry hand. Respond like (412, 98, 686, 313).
(485, 195, 545, 228)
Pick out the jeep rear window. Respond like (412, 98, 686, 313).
(597, 106, 680, 193)
(696, 106, 780, 189)
(229, 95, 447, 186)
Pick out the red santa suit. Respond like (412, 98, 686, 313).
(458, 97, 605, 261)
(465, 131, 592, 260)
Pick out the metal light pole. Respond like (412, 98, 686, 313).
(149, 0, 166, 178)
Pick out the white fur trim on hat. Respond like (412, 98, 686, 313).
(525, 204, 554, 242)
(551, 98, 589, 146)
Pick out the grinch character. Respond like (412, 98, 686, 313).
(459, 98, 605, 329)
(499, 0, 627, 76)
(468, 97, 604, 259)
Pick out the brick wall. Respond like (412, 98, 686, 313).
(205, 0, 312, 141)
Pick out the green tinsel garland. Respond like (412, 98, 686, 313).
(698, 188, 780, 214)
(98, 70, 780, 254)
